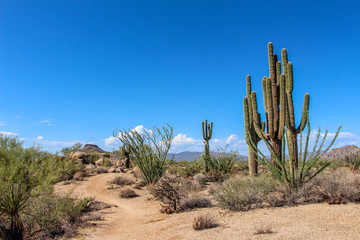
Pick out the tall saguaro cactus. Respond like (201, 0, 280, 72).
(243, 75, 265, 175)
(245, 42, 309, 170)
(281, 48, 310, 169)
(202, 119, 213, 173)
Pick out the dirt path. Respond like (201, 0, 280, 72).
(55, 173, 360, 240)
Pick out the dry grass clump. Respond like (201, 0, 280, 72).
(111, 176, 134, 186)
(120, 188, 138, 198)
(254, 224, 274, 235)
(181, 195, 213, 210)
(193, 215, 218, 230)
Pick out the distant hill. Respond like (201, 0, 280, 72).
(323, 145, 360, 161)
(168, 151, 247, 162)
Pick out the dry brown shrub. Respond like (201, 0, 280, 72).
(181, 195, 213, 210)
(254, 224, 274, 235)
(120, 188, 137, 198)
(111, 176, 134, 186)
(193, 215, 217, 230)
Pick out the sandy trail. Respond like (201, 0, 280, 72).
(55, 173, 360, 240)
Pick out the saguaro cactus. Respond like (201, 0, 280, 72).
(281, 48, 310, 170)
(243, 75, 265, 175)
(121, 146, 131, 168)
(202, 119, 213, 173)
(244, 42, 309, 171)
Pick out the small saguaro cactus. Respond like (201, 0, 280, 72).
(120, 146, 131, 168)
(202, 119, 213, 173)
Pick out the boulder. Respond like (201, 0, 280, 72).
(95, 157, 104, 166)
(108, 167, 116, 173)
(70, 151, 89, 159)
(96, 166, 108, 174)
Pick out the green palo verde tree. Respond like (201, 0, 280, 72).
(244, 42, 309, 171)
(202, 119, 213, 173)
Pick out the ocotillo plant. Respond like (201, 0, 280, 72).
(120, 146, 131, 168)
(243, 75, 265, 175)
(202, 119, 213, 173)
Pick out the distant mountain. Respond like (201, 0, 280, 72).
(323, 145, 360, 161)
(168, 151, 247, 162)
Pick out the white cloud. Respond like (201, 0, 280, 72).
(0, 121, 5, 126)
(104, 136, 120, 147)
(105, 125, 154, 147)
(40, 119, 55, 126)
(36, 136, 44, 140)
(0, 131, 19, 137)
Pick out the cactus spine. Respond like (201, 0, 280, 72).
(243, 75, 265, 175)
(202, 119, 213, 173)
(245, 42, 309, 170)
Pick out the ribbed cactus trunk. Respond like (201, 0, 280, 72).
(281, 49, 310, 170)
(243, 75, 264, 176)
(202, 119, 213, 173)
(244, 43, 310, 171)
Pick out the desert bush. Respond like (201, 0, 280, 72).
(0, 135, 88, 239)
(212, 174, 278, 211)
(24, 194, 92, 239)
(114, 125, 174, 184)
(193, 215, 217, 230)
(168, 159, 204, 178)
(120, 188, 138, 198)
(111, 176, 134, 186)
(181, 195, 213, 210)
(151, 175, 185, 212)
(193, 173, 207, 185)
(208, 147, 238, 174)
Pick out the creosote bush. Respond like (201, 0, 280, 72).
(193, 215, 217, 230)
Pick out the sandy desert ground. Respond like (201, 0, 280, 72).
(55, 172, 360, 240)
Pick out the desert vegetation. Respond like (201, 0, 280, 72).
(1, 43, 359, 240)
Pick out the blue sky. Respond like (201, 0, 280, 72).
(1, 0, 359, 155)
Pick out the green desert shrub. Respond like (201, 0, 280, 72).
(113, 125, 174, 184)
(211, 174, 278, 211)
(24, 195, 92, 238)
(208, 147, 238, 174)
(169, 159, 204, 178)
(0, 135, 87, 239)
